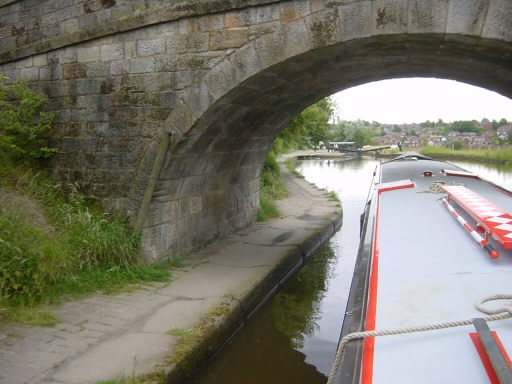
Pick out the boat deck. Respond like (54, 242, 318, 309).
(347, 157, 512, 383)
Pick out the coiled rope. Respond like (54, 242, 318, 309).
(327, 294, 512, 384)
(429, 181, 446, 193)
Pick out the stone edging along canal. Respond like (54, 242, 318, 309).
(166, 159, 343, 383)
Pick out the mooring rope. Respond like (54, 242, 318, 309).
(429, 180, 446, 193)
(326, 294, 512, 384)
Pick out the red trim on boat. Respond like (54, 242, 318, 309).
(442, 169, 480, 178)
(375, 179, 415, 193)
(361, 193, 381, 384)
(489, 182, 512, 198)
(469, 332, 512, 384)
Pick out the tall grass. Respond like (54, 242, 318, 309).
(0, 165, 170, 323)
(419, 146, 512, 163)
(258, 153, 288, 221)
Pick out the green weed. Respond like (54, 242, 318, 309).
(0, 74, 57, 162)
(0, 171, 170, 323)
(168, 303, 231, 372)
(258, 153, 288, 221)
(167, 328, 190, 336)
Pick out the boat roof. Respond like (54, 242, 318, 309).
(384, 151, 433, 161)
(336, 155, 512, 384)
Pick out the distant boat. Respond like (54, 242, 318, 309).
(329, 152, 512, 384)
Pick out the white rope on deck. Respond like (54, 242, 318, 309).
(327, 294, 512, 384)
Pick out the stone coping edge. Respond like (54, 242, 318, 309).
(0, 0, 284, 63)
(165, 209, 342, 382)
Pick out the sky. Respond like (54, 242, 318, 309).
(332, 78, 512, 125)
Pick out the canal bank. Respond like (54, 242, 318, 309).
(0, 153, 342, 384)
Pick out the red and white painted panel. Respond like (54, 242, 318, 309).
(442, 185, 512, 249)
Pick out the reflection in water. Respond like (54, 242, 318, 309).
(193, 244, 336, 384)
(271, 245, 336, 350)
(191, 303, 326, 384)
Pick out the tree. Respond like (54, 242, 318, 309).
(274, 97, 335, 152)
(329, 120, 377, 147)
(353, 128, 376, 147)
(507, 131, 512, 144)
(420, 120, 435, 128)
(494, 118, 509, 129)
(449, 120, 483, 135)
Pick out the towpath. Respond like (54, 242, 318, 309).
(0, 153, 342, 384)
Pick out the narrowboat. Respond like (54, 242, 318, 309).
(329, 152, 512, 384)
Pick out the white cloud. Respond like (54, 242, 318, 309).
(332, 78, 512, 124)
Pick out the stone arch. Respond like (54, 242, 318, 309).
(139, 1, 512, 260)
(0, 0, 510, 260)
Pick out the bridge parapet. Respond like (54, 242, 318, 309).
(0, 0, 283, 63)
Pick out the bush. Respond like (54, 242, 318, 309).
(452, 140, 463, 150)
(262, 152, 280, 178)
(0, 209, 65, 304)
(0, 75, 57, 162)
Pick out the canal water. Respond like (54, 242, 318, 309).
(191, 156, 512, 384)
(451, 160, 512, 191)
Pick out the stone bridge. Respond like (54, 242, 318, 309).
(0, 0, 510, 260)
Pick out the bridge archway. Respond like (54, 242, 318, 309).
(0, 1, 510, 259)
(142, 30, 512, 258)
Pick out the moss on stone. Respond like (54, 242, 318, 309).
(167, 301, 232, 373)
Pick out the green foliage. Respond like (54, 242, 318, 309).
(493, 118, 509, 129)
(274, 97, 335, 154)
(257, 194, 280, 221)
(448, 120, 483, 135)
(0, 75, 57, 162)
(328, 120, 378, 147)
(271, 243, 336, 348)
(168, 302, 232, 373)
(258, 153, 288, 221)
(93, 376, 150, 384)
(0, 171, 170, 321)
(0, 210, 55, 303)
(452, 140, 463, 150)
(262, 152, 280, 177)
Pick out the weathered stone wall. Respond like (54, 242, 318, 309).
(0, 0, 285, 63)
(0, 0, 510, 260)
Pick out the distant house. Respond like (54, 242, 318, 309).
(371, 121, 507, 148)
(404, 136, 423, 147)
(497, 124, 512, 140)
(478, 122, 494, 131)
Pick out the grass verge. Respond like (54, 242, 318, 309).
(0, 160, 170, 325)
(419, 146, 512, 163)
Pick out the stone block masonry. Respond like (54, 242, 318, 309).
(0, 0, 510, 260)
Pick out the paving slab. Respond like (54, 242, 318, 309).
(0, 154, 342, 384)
